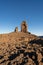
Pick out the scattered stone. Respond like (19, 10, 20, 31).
(0, 21, 43, 65)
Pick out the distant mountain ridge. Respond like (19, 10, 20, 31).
(39, 36, 43, 38)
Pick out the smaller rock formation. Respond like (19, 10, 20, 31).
(15, 27, 18, 32)
(21, 21, 28, 33)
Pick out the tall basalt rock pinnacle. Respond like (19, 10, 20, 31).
(15, 27, 18, 32)
(21, 21, 28, 32)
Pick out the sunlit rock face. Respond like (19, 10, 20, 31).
(0, 21, 43, 65)
(21, 21, 28, 33)
(0, 39, 43, 65)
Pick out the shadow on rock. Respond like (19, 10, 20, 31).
(29, 39, 43, 46)
(24, 52, 39, 65)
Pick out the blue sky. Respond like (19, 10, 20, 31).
(0, 0, 43, 36)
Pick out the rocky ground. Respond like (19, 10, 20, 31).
(0, 32, 43, 65)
